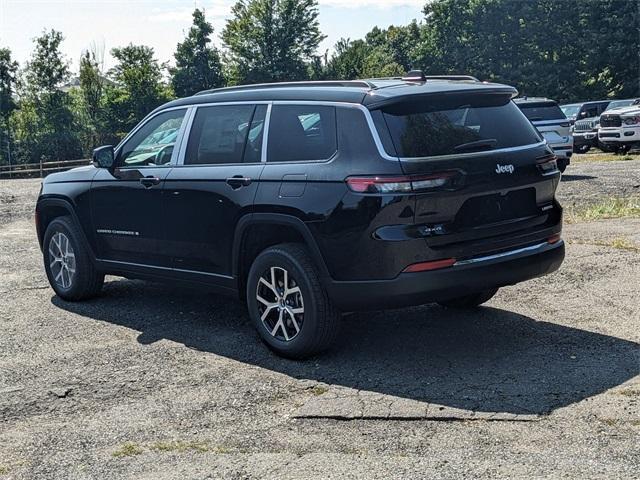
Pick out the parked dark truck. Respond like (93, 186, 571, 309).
(36, 71, 565, 358)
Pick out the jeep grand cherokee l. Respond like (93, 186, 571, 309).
(36, 72, 565, 358)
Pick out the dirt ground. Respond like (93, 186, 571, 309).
(0, 157, 639, 479)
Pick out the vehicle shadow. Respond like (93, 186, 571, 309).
(52, 279, 639, 415)
(560, 174, 596, 182)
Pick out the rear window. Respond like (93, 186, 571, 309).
(267, 105, 337, 162)
(518, 103, 565, 121)
(379, 96, 541, 158)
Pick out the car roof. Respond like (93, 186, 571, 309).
(152, 77, 518, 114)
(560, 100, 610, 108)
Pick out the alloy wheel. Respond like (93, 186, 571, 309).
(48, 231, 76, 289)
(256, 266, 304, 341)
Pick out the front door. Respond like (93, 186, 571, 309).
(91, 108, 188, 267)
(163, 104, 267, 278)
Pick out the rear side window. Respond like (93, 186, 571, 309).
(267, 105, 337, 162)
(519, 103, 565, 121)
(185, 105, 256, 165)
(378, 96, 541, 158)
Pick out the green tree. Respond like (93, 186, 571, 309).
(323, 38, 404, 80)
(78, 50, 107, 151)
(104, 44, 171, 139)
(170, 8, 224, 97)
(10, 30, 83, 164)
(0, 48, 18, 165)
(416, 0, 640, 103)
(222, 0, 325, 84)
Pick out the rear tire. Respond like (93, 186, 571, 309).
(43, 216, 104, 301)
(437, 288, 498, 309)
(246, 243, 340, 359)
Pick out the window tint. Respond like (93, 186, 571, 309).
(185, 105, 256, 165)
(519, 103, 565, 121)
(267, 105, 337, 162)
(119, 109, 186, 167)
(379, 96, 541, 158)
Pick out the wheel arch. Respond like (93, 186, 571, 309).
(36, 197, 95, 259)
(233, 213, 331, 295)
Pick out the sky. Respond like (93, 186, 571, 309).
(0, 0, 424, 72)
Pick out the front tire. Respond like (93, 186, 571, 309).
(43, 216, 104, 301)
(437, 288, 498, 309)
(246, 243, 340, 359)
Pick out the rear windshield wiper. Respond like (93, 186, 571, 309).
(453, 138, 498, 152)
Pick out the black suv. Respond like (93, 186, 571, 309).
(36, 72, 565, 358)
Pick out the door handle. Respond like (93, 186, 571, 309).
(140, 176, 161, 188)
(226, 176, 252, 189)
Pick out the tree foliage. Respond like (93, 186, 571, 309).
(10, 30, 83, 164)
(1, 2, 639, 166)
(104, 44, 170, 139)
(170, 9, 224, 97)
(222, 0, 325, 84)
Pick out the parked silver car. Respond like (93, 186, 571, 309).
(515, 97, 572, 172)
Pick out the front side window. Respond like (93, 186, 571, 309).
(378, 95, 541, 158)
(119, 109, 186, 167)
(267, 105, 337, 162)
(185, 105, 260, 165)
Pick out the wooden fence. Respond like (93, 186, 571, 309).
(0, 159, 90, 179)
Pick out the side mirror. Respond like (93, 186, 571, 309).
(92, 145, 115, 169)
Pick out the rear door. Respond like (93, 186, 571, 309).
(373, 93, 559, 255)
(162, 103, 267, 279)
(519, 102, 571, 143)
(91, 108, 188, 266)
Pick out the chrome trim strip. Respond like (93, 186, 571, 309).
(454, 241, 556, 266)
(99, 259, 234, 279)
(138, 100, 546, 165)
(261, 102, 273, 163)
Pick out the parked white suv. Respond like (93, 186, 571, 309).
(598, 99, 640, 153)
(515, 97, 572, 171)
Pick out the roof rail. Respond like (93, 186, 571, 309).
(195, 80, 375, 96)
(369, 71, 480, 83)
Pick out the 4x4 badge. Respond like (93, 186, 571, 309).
(495, 164, 515, 174)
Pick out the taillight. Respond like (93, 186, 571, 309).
(403, 258, 456, 273)
(537, 155, 558, 175)
(548, 233, 561, 244)
(346, 172, 457, 194)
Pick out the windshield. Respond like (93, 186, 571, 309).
(560, 104, 581, 118)
(379, 96, 541, 158)
(605, 100, 634, 111)
(519, 103, 565, 121)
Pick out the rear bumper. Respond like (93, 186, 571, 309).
(326, 240, 565, 311)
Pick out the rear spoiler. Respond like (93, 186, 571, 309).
(364, 86, 519, 110)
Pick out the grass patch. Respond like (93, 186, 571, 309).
(149, 441, 228, 454)
(309, 385, 329, 396)
(113, 441, 232, 458)
(616, 389, 640, 397)
(565, 197, 640, 223)
(572, 153, 637, 163)
(599, 418, 618, 426)
(568, 237, 640, 252)
(112, 442, 144, 458)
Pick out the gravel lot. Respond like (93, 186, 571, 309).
(1, 158, 639, 479)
